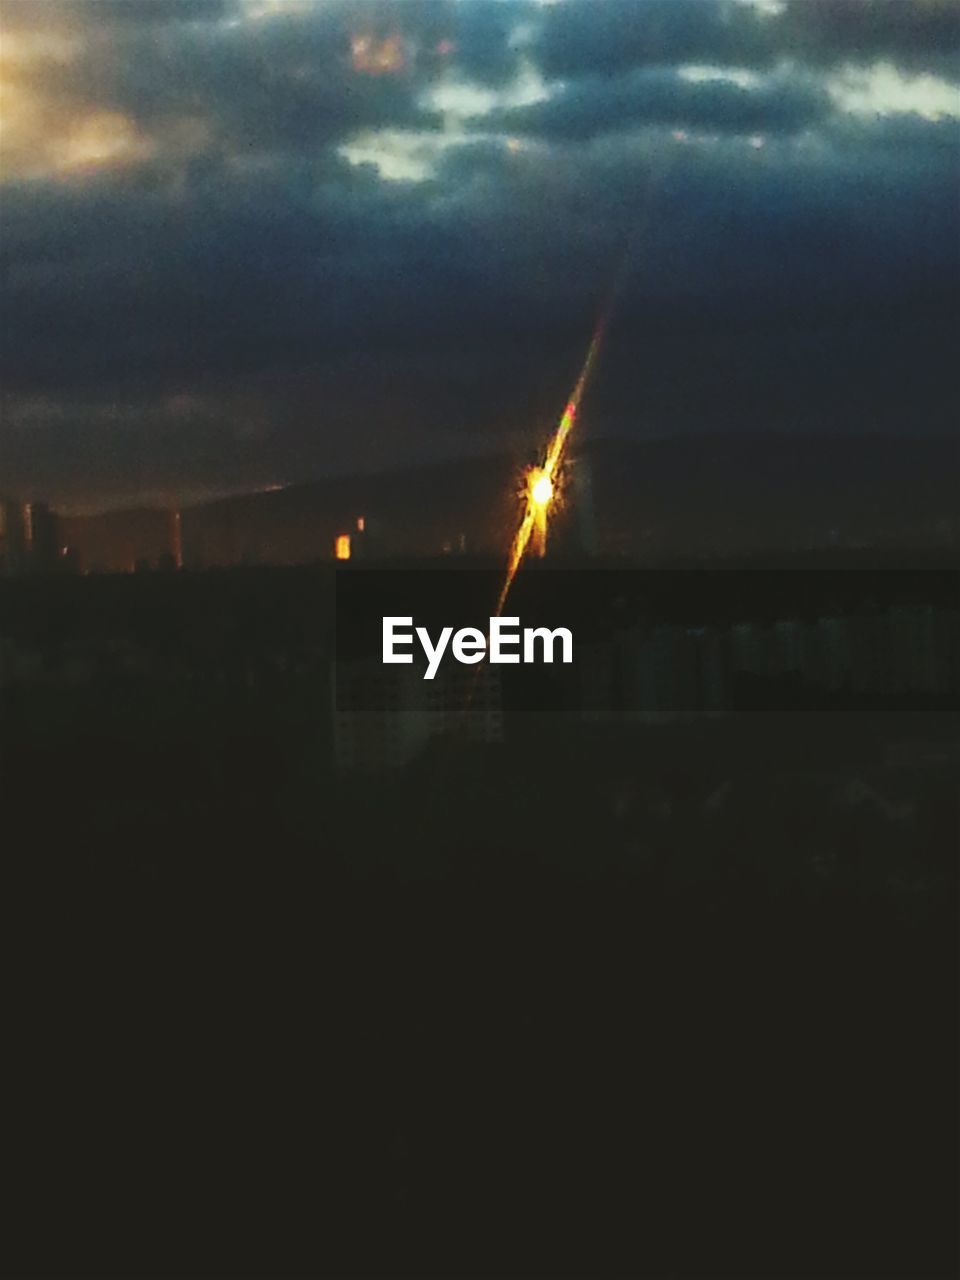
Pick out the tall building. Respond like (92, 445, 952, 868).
(0, 500, 62, 574)
(24, 502, 61, 573)
(800, 616, 850, 691)
(629, 624, 701, 718)
(171, 509, 184, 570)
(0, 499, 27, 575)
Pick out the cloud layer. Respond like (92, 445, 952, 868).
(1, 0, 957, 509)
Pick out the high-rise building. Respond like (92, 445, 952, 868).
(0, 499, 27, 575)
(171, 509, 184, 570)
(24, 502, 61, 573)
(0, 500, 62, 574)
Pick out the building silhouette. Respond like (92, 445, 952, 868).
(0, 500, 63, 575)
(0, 499, 27, 575)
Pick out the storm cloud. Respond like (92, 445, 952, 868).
(1, 0, 957, 510)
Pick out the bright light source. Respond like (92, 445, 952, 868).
(530, 470, 553, 508)
(335, 534, 351, 560)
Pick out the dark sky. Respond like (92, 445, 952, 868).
(1, 0, 958, 512)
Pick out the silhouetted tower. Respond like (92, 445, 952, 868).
(24, 502, 60, 573)
(0, 498, 27, 574)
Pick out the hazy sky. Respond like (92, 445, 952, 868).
(2, 0, 958, 511)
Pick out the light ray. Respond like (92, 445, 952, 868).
(494, 299, 613, 617)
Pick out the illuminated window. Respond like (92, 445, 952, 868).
(335, 534, 351, 560)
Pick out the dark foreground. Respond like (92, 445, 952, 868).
(5, 725, 956, 1277)
(3, 571, 957, 1278)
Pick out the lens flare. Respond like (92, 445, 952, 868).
(495, 335, 603, 615)
(530, 470, 553, 508)
(492, 243, 634, 618)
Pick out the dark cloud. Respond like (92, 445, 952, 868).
(531, 1, 779, 79)
(781, 0, 960, 73)
(1, 0, 957, 509)
(490, 68, 829, 140)
(0, 0, 239, 32)
(437, 1, 526, 87)
(14, 0, 522, 154)
(4, 109, 954, 386)
(38, 5, 440, 158)
(530, 0, 960, 79)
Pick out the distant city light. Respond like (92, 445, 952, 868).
(335, 534, 352, 560)
(357, 516, 366, 532)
